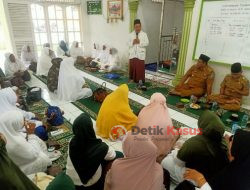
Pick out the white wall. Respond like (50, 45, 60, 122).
(137, 1, 161, 64)
(81, 0, 130, 68)
(184, 0, 250, 105)
(81, 0, 184, 67)
(162, 0, 184, 36)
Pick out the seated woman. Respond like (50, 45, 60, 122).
(92, 43, 100, 59)
(37, 47, 54, 76)
(0, 133, 40, 190)
(0, 87, 35, 119)
(84, 43, 100, 66)
(96, 84, 137, 138)
(57, 57, 92, 101)
(91, 45, 109, 67)
(161, 110, 229, 184)
(136, 93, 178, 162)
(57, 40, 69, 57)
(70, 41, 84, 59)
(184, 129, 250, 190)
(43, 43, 56, 58)
(21, 45, 37, 72)
(47, 58, 63, 93)
(4, 53, 31, 87)
(70, 41, 86, 66)
(66, 113, 122, 190)
(0, 111, 51, 175)
(104, 132, 165, 190)
(100, 48, 121, 72)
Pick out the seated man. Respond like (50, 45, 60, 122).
(170, 54, 214, 97)
(207, 62, 249, 111)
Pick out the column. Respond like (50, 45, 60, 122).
(128, 0, 139, 32)
(172, 0, 196, 86)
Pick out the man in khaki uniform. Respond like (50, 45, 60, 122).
(208, 62, 249, 111)
(170, 54, 214, 97)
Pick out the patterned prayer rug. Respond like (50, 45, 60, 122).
(21, 85, 72, 169)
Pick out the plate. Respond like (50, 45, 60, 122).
(190, 103, 201, 109)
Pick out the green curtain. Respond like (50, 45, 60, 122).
(128, 0, 139, 32)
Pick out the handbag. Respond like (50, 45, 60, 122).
(26, 87, 42, 103)
(93, 82, 109, 103)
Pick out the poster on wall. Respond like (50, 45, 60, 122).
(87, 1, 102, 15)
(107, 0, 123, 20)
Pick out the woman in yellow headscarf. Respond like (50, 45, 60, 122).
(96, 84, 137, 138)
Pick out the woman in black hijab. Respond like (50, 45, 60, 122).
(184, 129, 250, 190)
(66, 113, 123, 190)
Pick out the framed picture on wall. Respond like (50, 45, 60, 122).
(107, 0, 123, 20)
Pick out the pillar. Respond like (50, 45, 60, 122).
(172, 0, 196, 86)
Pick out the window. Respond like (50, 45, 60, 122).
(48, 5, 65, 50)
(66, 6, 81, 44)
(30, 4, 82, 56)
(31, 4, 48, 55)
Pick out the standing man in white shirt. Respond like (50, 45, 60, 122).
(128, 19, 149, 83)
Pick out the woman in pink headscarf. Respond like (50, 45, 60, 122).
(104, 132, 165, 190)
(136, 93, 178, 162)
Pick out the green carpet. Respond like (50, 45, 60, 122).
(21, 85, 72, 169)
(33, 73, 250, 132)
(73, 79, 143, 120)
(75, 64, 171, 99)
(74, 66, 250, 130)
(33, 74, 187, 130)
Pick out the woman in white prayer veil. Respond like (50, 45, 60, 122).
(91, 43, 100, 59)
(0, 87, 35, 120)
(0, 111, 51, 175)
(69, 41, 84, 59)
(37, 47, 53, 76)
(43, 43, 56, 58)
(57, 57, 93, 102)
(100, 48, 121, 72)
(96, 44, 109, 63)
(91, 44, 109, 68)
(20, 45, 37, 69)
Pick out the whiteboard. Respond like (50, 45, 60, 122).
(194, 0, 250, 68)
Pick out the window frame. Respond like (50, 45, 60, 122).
(30, 2, 83, 56)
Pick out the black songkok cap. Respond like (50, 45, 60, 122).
(134, 19, 141, 25)
(199, 54, 210, 63)
(231, 62, 242, 73)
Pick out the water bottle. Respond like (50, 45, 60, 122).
(231, 122, 241, 134)
(211, 102, 218, 111)
(241, 114, 249, 129)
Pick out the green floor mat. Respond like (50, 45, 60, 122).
(72, 79, 143, 120)
(21, 85, 72, 169)
(33, 74, 250, 133)
(75, 64, 171, 99)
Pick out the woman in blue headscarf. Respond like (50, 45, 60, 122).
(57, 40, 69, 57)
